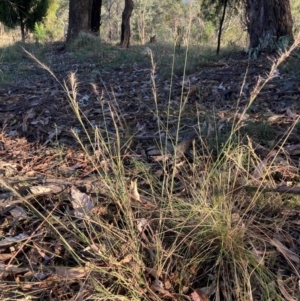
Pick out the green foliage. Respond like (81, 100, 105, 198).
(200, 0, 243, 51)
(99, 0, 246, 49)
(33, 22, 47, 43)
(201, 0, 240, 23)
(290, 0, 300, 32)
(30, 1, 63, 44)
(43, 0, 64, 39)
(0, 0, 50, 40)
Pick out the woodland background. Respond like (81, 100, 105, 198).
(1, 0, 299, 50)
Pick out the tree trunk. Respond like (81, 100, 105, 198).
(136, 2, 146, 44)
(245, 0, 293, 49)
(67, 0, 92, 43)
(91, 0, 102, 35)
(216, 0, 228, 55)
(108, 9, 112, 40)
(19, 12, 25, 42)
(120, 0, 134, 48)
(0, 23, 4, 36)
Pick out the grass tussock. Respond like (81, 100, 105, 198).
(1, 30, 300, 300)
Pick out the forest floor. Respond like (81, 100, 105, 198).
(1, 36, 300, 300)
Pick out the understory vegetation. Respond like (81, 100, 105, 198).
(1, 1, 300, 301)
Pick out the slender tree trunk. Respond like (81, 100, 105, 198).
(138, 10, 145, 44)
(216, 0, 228, 55)
(20, 23, 25, 42)
(137, 3, 145, 44)
(91, 0, 102, 35)
(67, 0, 93, 43)
(19, 12, 25, 42)
(120, 0, 134, 48)
(245, 0, 293, 49)
(106, 1, 114, 40)
(108, 8, 112, 40)
(0, 22, 4, 36)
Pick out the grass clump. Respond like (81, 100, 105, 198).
(1, 31, 300, 301)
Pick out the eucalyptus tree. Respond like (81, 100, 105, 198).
(133, 0, 152, 44)
(0, 0, 50, 42)
(66, 0, 92, 42)
(160, 0, 190, 46)
(245, 0, 293, 50)
(201, 0, 241, 54)
(66, 0, 102, 43)
(91, 0, 102, 34)
(201, 0, 293, 53)
(120, 0, 134, 48)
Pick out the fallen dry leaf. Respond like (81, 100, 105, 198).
(71, 185, 94, 218)
(130, 178, 141, 201)
(270, 238, 299, 264)
(9, 206, 28, 219)
(151, 279, 177, 300)
(191, 289, 210, 301)
(277, 273, 297, 301)
(56, 267, 87, 279)
(285, 143, 300, 156)
(118, 254, 133, 264)
(0, 233, 29, 247)
(286, 108, 299, 120)
(0, 254, 13, 261)
(251, 158, 268, 181)
(0, 263, 29, 276)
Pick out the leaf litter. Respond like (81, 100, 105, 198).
(0, 45, 300, 300)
